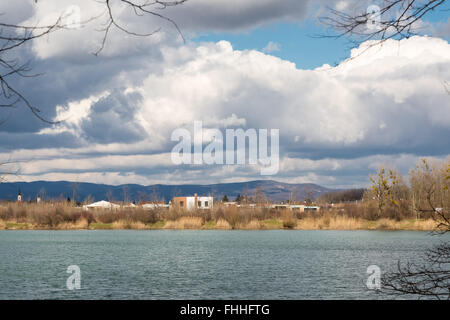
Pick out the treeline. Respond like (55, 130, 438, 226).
(361, 158, 449, 223)
(318, 189, 366, 203)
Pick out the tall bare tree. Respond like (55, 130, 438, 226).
(122, 185, 130, 204)
(71, 182, 80, 204)
(367, 167, 406, 219)
(255, 186, 268, 205)
(289, 186, 298, 204)
(106, 189, 114, 202)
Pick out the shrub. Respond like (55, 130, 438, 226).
(128, 209, 158, 224)
(14, 207, 27, 222)
(0, 205, 14, 220)
(281, 210, 297, 229)
(363, 201, 379, 221)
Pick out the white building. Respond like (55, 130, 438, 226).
(172, 194, 213, 210)
(83, 200, 120, 211)
(142, 203, 170, 210)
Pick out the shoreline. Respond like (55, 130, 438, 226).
(0, 217, 437, 231)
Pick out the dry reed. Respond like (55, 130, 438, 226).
(0, 202, 440, 231)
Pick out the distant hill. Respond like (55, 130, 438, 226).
(0, 180, 335, 203)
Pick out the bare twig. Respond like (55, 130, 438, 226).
(0, 0, 187, 122)
(93, 0, 187, 55)
(318, 0, 448, 61)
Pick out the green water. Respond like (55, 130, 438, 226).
(0, 230, 447, 299)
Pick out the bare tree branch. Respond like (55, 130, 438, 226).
(0, 15, 67, 123)
(382, 243, 450, 299)
(94, 0, 187, 55)
(319, 0, 448, 60)
(0, 0, 187, 122)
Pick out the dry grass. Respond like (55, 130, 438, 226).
(131, 221, 148, 230)
(112, 220, 129, 229)
(0, 202, 440, 231)
(370, 218, 437, 231)
(111, 220, 149, 229)
(57, 218, 89, 230)
(411, 219, 437, 231)
(238, 219, 263, 230)
(215, 219, 232, 230)
(296, 216, 362, 230)
(164, 217, 203, 229)
(328, 216, 361, 230)
(295, 216, 437, 231)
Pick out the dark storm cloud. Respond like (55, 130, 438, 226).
(80, 90, 146, 144)
(0, 131, 80, 151)
(0, 42, 165, 135)
(0, 1, 448, 188)
(168, 0, 310, 32)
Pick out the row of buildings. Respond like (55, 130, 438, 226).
(81, 200, 320, 212)
(82, 194, 214, 211)
(14, 191, 319, 212)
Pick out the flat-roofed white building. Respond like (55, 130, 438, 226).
(172, 194, 213, 210)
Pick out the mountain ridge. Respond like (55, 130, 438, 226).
(0, 180, 335, 203)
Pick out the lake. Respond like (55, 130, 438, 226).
(0, 230, 447, 299)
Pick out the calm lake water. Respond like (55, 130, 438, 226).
(0, 230, 448, 300)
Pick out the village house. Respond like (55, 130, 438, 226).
(83, 200, 120, 211)
(171, 194, 213, 210)
(222, 201, 238, 207)
(140, 201, 170, 210)
(267, 204, 321, 212)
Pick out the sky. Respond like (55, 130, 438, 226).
(0, 0, 449, 189)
